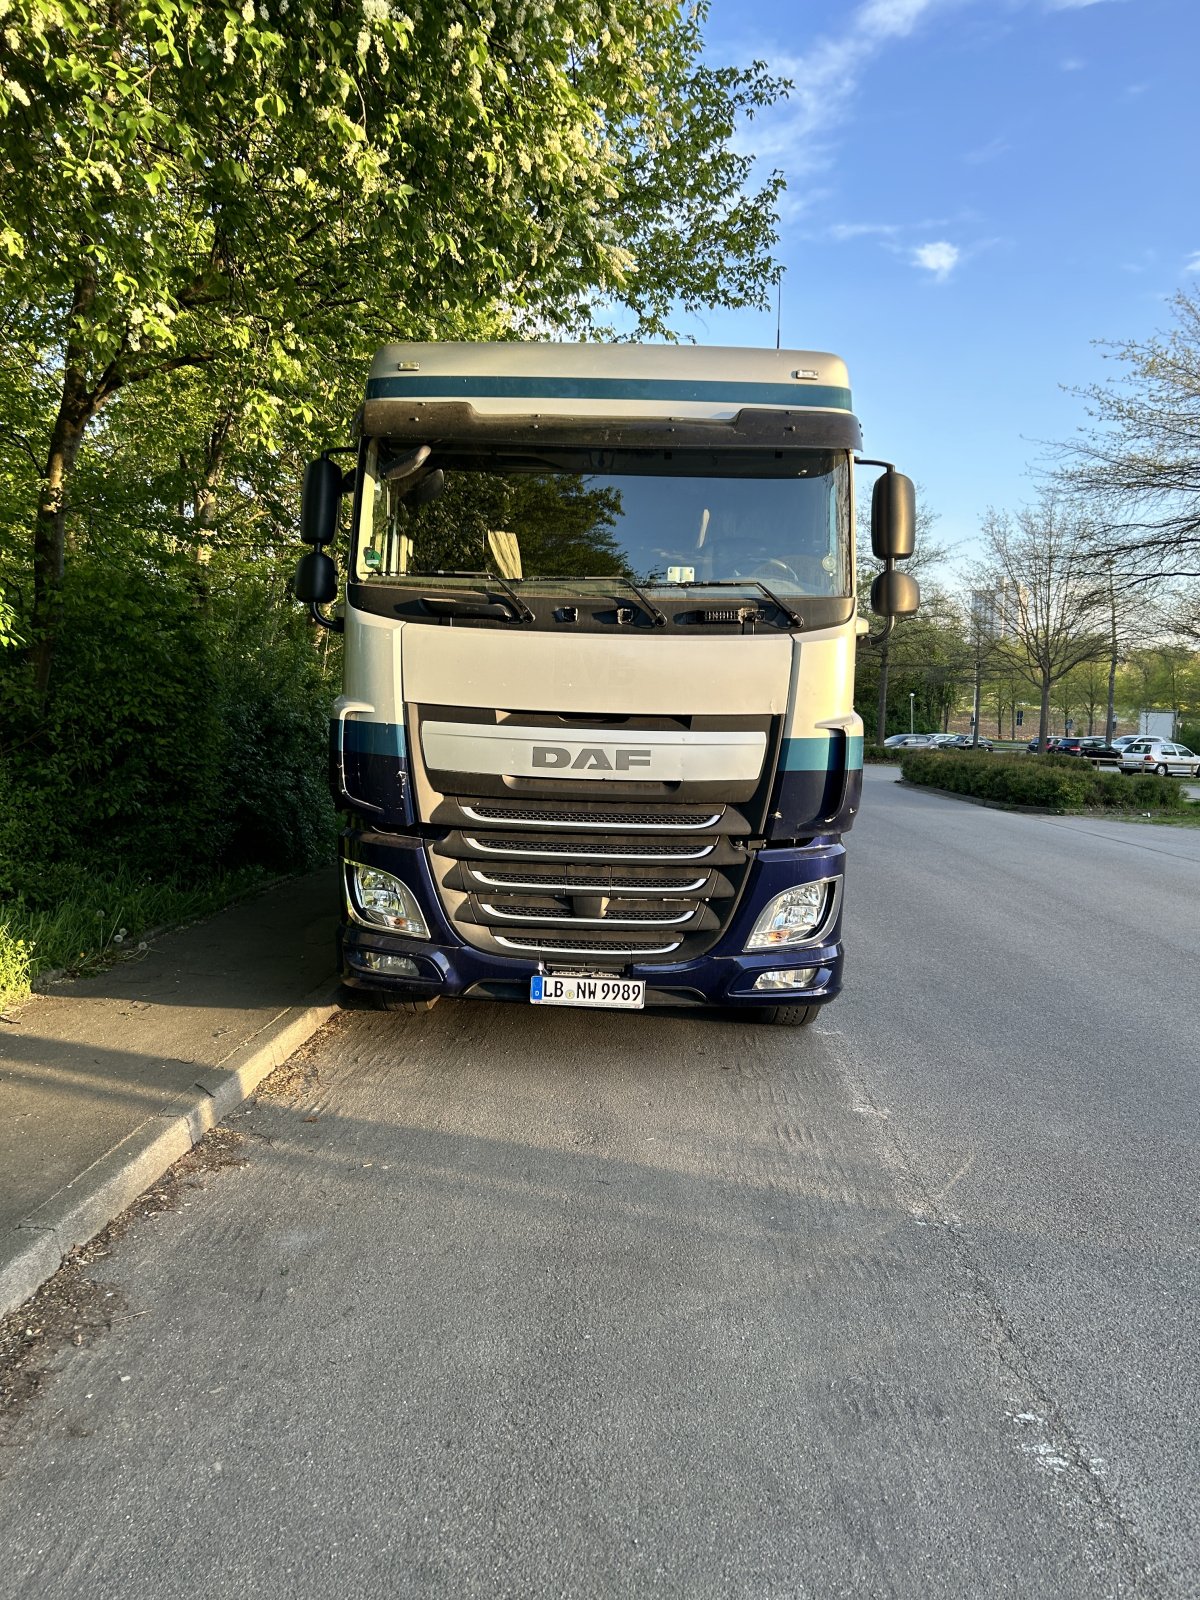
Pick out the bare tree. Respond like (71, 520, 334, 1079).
(976, 496, 1108, 750)
(1055, 290, 1200, 580)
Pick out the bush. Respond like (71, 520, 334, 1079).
(899, 751, 1186, 812)
(0, 557, 337, 944)
(864, 744, 905, 764)
(0, 918, 31, 1011)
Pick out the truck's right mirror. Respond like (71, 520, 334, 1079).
(870, 470, 916, 561)
(294, 549, 339, 604)
(300, 456, 345, 547)
(870, 568, 920, 619)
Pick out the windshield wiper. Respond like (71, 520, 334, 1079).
(523, 573, 667, 627)
(681, 579, 804, 628)
(424, 570, 535, 624)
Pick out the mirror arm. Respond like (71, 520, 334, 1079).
(309, 601, 344, 634)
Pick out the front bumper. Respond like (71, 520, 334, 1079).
(338, 833, 845, 1012)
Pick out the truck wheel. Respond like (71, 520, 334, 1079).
(375, 994, 439, 1014)
(752, 1004, 818, 1027)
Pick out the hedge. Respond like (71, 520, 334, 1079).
(898, 751, 1187, 812)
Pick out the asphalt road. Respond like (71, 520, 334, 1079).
(3, 769, 1197, 1599)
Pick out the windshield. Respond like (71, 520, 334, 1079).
(354, 442, 852, 598)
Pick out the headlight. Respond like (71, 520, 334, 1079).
(347, 864, 431, 939)
(745, 882, 832, 950)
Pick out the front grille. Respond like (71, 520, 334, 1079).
(416, 710, 775, 966)
(462, 802, 722, 831)
(494, 934, 684, 955)
(469, 868, 707, 892)
(467, 836, 715, 860)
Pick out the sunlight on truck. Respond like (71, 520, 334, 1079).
(294, 343, 917, 1023)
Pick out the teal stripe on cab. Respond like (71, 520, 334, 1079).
(365, 374, 854, 413)
(781, 735, 863, 772)
(344, 719, 406, 759)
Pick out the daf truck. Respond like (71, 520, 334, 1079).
(294, 343, 917, 1022)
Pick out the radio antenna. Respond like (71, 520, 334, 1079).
(775, 268, 783, 350)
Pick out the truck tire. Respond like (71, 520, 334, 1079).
(375, 994, 439, 1014)
(752, 1004, 818, 1027)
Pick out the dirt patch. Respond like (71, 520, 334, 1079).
(255, 1005, 351, 1103)
(0, 1125, 247, 1443)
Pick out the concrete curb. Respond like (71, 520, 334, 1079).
(0, 979, 342, 1320)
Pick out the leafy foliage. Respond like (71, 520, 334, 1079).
(0, 0, 787, 953)
(900, 751, 1186, 812)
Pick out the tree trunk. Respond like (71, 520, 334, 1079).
(1105, 568, 1119, 741)
(1038, 679, 1052, 750)
(874, 632, 891, 746)
(193, 409, 234, 563)
(28, 269, 116, 702)
(30, 398, 91, 700)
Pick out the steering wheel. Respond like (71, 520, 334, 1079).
(733, 557, 802, 584)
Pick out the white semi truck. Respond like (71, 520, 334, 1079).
(294, 342, 917, 1022)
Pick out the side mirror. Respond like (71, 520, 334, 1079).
(294, 549, 338, 604)
(871, 470, 916, 562)
(300, 456, 345, 546)
(408, 467, 445, 507)
(870, 568, 920, 619)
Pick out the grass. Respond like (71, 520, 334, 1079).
(0, 863, 275, 1012)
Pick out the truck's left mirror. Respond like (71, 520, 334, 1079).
(300, 456, 345, 546)
(294, 549, 338, 604)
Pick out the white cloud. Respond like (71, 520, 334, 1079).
(1060, 56, 1085, 70)
(745, 0, 951, 165)
(1186, 253, 1200, 273)
(1044, 0, 1126, 10)
(829, 221, 904, 241)
(964, 135, 1010, 163)
(913, 241, 961, 281)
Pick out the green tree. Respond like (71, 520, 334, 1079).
(0, 0, 785, 694)
(855, 488, 945, 742)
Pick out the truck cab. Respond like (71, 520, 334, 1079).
(295, 342, 916, 1021)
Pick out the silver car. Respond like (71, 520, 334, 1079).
(1117, 739, 1200, 777)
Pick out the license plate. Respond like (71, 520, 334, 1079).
(530, 974, 645, 1009)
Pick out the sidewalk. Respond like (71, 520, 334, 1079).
(0, 870, 341, 1318)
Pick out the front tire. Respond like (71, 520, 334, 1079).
(375, 994, 439, 1014)
(751, 1004, 819, 1027)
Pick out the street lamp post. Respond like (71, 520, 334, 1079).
(909, 692, 915, 735)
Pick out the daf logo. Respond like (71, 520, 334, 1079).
(531, 744, 654, 772)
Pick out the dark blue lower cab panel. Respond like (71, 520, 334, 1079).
(339, 925, 842, 1012)
(338, 836, 845, 1012)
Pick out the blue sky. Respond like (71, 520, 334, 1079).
(674, 0, 1199, 576)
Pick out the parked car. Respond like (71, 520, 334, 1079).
(1027, 737, 1062, 752)
(1117, 739, 1200, 777)
(1078, 740, 1124, 763)
(1054, 736, 1085, 756)
(1110, 734, 1141, 751)
(883, 734, 940, 748)
(938, 733, 993, 751)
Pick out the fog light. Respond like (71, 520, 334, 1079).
(346, 864, 431, 938)
(745, 882, 832, 949)
(359, 952, 420, 977)
(754, 967, 818, 991)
